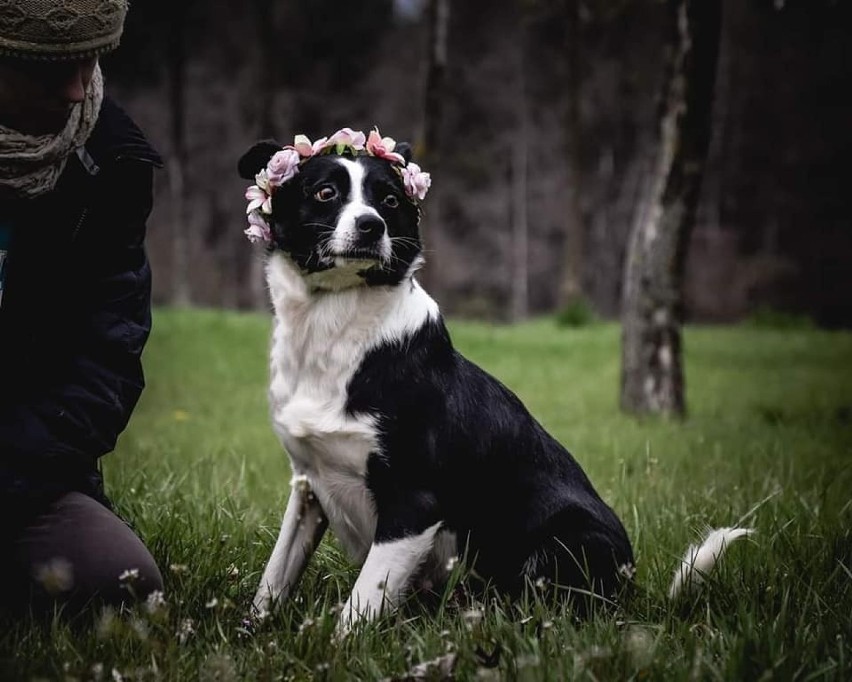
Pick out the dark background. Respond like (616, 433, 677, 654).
(101, 0, 851, 327)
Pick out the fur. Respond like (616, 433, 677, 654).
(239, 144, 636, 630)
(669, 526, 754, 598)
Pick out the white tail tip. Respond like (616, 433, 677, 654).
(668, 526, 754, 599)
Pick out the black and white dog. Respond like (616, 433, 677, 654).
(238, 137, 634, 630)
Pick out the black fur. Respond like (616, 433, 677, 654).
(349, 319, 634, 598)
(240, 138, 633, 604)
(238, 145, 422, 285)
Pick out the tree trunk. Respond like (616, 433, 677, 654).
(510, 12, 530, 323)
(248, 0, 281, 310)
(416, 0, 450, 295)
(558, 0, 585, 308)
(420, 0, 449, 161)
(167, 5, 191, 306)
(620, 0, 722, 417)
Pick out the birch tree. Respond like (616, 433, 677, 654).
(620, 0, 722, 416)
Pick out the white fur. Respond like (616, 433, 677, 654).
(258, 252, 447, 622)
(339, 521, 443, 632)
(329, 158, 392, 262)
(668, 526, 754, 598)
(252, 474, 328, 617)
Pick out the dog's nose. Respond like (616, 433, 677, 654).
(355, 215, 385, 241)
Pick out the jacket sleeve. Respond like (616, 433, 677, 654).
(0, 161, 153, 491)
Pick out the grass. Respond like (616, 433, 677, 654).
(2, 309, 852, 681)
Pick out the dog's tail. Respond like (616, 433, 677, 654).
(668, 526, 754, 598)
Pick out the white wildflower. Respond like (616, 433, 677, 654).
(618, 562, 637, 580)
(177, 618, 196, 644)
(130, 617, 149, 641)
(118, 568, 139, 582)
(34, 557, 74, 595)
(624, 626, 656, 669)
(95, 607, 118, 640)
(462, 608, 484, 628)
(144, 590, 167, 614)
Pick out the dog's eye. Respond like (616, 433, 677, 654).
(382, 194, 399, 208)
(314, 186, 337, 202)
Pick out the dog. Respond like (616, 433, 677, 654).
(238, 129, 636, 630)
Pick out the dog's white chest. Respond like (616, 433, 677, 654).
(265, 254, 441, 564)
(269, 317, 380, 563)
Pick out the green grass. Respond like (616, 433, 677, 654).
(3, 309, 852, 680)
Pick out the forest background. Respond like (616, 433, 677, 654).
(102, 0, 850, 327)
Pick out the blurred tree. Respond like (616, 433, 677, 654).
(419, 0, 449, 160)
(620, 0, 722, 416)
(166, 0, 193, 306)
(416, 0, 450, 294)
(509, 3, 530, 322)
(556, 0, 585, 311)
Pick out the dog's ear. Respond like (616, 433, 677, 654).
(238, 140, 282, 179)
(395, 142, 414, 166)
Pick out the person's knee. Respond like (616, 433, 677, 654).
(11, 491, 164, 614)
(76, 546, 164, 608)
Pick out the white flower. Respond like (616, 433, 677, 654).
(462, 608, 483, 628)
(618, 562, 637, 580)
(144, 590, 167, 614)
(118, 568, 139, 582)
(177, 618, 196, 644)
(245, 181, 272, 215)
(34, 557, 74, 595)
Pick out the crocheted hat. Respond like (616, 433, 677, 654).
(0, 0, 127, 61)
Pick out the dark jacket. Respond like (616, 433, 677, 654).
(0, 98, 161, 524)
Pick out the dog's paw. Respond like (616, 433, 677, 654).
(250, 592, 273, 622)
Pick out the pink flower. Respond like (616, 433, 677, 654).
(245, 182, 272, 215)
(326, 127, 366, 153)
(292, 135, 314, 157)
(245, 210, 272, 245)
(401, 162, 431, 201)
(266, 148, 301, 186)
(366, 129, 405, 165)
(292, 134, 329, 158)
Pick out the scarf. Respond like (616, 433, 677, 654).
(0, 63, 104, 200)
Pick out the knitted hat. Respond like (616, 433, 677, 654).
(0, 0, 128, 61)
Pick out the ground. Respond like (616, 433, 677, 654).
(2, 309, 851, 680)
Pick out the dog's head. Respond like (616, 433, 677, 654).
(238, 138, 424, 288)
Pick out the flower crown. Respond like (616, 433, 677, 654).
(244, 127, 431, 245)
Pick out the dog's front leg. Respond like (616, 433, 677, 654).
(338, 521, 442, 633)
(253, 474, 328, 618)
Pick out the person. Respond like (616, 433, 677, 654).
(0, 0, 163, 614)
